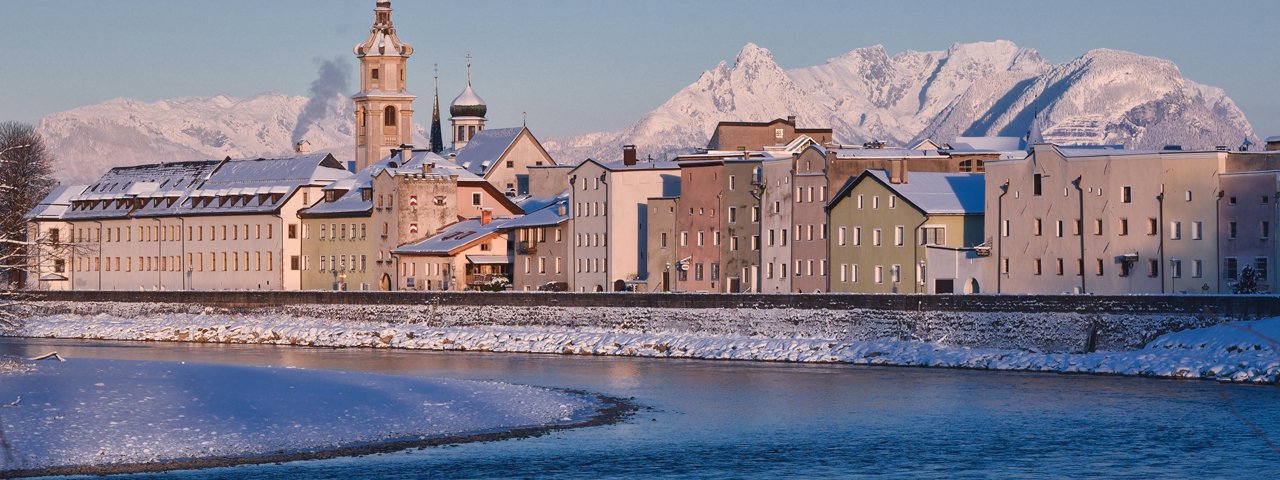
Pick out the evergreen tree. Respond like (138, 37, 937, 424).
(1232, 265, 1260, 294)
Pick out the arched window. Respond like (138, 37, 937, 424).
(384, 106, 397, 127)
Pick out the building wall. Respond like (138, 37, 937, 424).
(675, 163, 724, 292)
(828, 178, 927, 293)
(720, 161, 763, 292)
(60, 184, 325, 292)
(791, 149, 830, 292)
(568, 162, 678, 292)
(759, 158, 793, 293)
(646, 198, 678, 292)
(706, 119, 832, 151)
(1219, 172, 1279, 293)
(923, 246, 985, 294)
(396, 232, 508, 291)
(568, 161, 608, 292)
(512, 221, 568, 291)
(984, 146, 1227, 294)
(25, 221, 74, 291)
(299, 215, 376, 291)
(527, 165, 572, 198)
(485, 130, 557, 195)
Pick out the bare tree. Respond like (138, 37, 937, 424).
(0, 122, 56, 332)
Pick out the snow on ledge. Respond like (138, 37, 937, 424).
(11, 310, 1280, 384)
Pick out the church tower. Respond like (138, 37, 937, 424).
(450, 55, 488, 150)
(353, 0, 416, 171)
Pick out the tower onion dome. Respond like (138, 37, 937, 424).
(353, 0, 413, 57)
(450, 84, 487, 117)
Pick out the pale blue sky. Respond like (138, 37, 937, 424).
(3, 0, 1278, 137)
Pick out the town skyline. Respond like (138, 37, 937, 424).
(4, 0, 1279, 138)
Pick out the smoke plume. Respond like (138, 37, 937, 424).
(292, 57, 350, 144)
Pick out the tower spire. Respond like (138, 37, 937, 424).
(466, 53, 473, 85)
(430, 63, 444, 153)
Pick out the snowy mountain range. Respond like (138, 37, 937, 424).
(37, 40, 1255, 184)
(38, 93, 426, 184)
(543, 40, 1256, 162)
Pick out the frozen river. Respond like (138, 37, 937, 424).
(4, 337, 1280, 478)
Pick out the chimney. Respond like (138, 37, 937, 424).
(787, 115, 797, 125)
(480, 208, 493, 226)
(294, 139, 311, 155)
(888, 158, 909, 184)
(826, 149, 836, 165)
(421, 162, 434, 175)
(623, 145, 638, 166)
(556, 203, 567, 217)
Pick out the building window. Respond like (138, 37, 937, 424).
(1001, 220, 1010, 237)
(1171, 259, 1183, 278)
(384, 106, 397, 126)
(1095, 258, 1104, 276)
(775, 128, 784, 141)
(1118, 218, 1129, 236)
(1264, 221, 1272, 240)
(1256, 258, 1269, 281)
(874, 266, 884, 284)
(1055, 258, 1064, 276)
(1093, 219, 1103, 236)
(1229, 221, 1238, 239)
(1033, 258, 1042, 275)
(711, 262, 720, 281)
(1147, 218, 1158, 236)
(1033, 218, 1043, 236)
(1055, 220, 1064, 238)
(853, 227, 862, 246)
(1191, 259, 1203, 278)
(1224, 257, 1238, 280)
(728, 207, 737, 223)
(894, 226, 904, 246)
(1033, 174, 1043, 196)
(1121, 185, 1132, 203)
(838, 227, 847, 246)
(752, 206, 761, 223)
(1170, 221, 1182, 240)
(1148, 259, 1159, 277)
(872, 229, 882, 247)
(472, 193, 482, 206)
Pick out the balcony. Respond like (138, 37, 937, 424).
(516, 240, 538, 255)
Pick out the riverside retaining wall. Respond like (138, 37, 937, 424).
(22, 291, 1280, 317)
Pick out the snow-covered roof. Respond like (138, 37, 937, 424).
(832, 148, 944, 158)
(453, 127, 524, 177)
(394, 216, 515, 256)
(950, 136, 1026, 152)
(301, 150, 481, 218)
(24, 184, 86, 221)
(833, 171, 984, 215)
(1265, 135, 1280, 143)
(57, 154, 349, 221)
(451, 83, 486, 108)
(503, 197, 568, 229)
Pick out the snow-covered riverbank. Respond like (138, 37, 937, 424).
(0, 357, 605, 475)
(10, 303, 1279, 384)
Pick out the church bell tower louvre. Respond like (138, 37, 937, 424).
(353, 0, 416, 172)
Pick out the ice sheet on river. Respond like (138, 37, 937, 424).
(0, 359, 595, 471)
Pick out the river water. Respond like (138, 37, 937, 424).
(4, 338, 1279, 478)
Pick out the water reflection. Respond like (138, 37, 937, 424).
(3, 337, 1279, 479)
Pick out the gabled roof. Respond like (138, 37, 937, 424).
(394, 216, 515, 256)
(574, 157, 681, 172)
(829, 170, 985, 215)
(503, 196, 569, 229)
(300, 149, 487, 218)
(24, 184, 86, 221)
(453, 127, 528, 177)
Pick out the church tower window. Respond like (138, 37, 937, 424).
(384, 106, 397, 126)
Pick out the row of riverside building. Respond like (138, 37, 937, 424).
(22, 0, 1280, 295)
